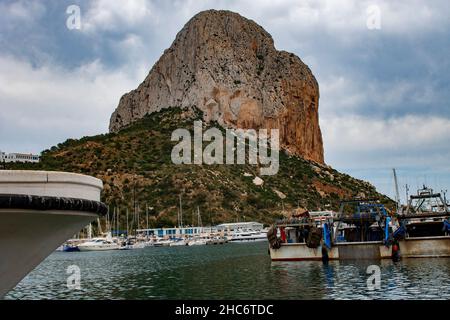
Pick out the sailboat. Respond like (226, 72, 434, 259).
(187, 207, 207, 246)
(77, 219, 120, 251)
(77, 231, 121, 251)
(121, 203, 149, 249)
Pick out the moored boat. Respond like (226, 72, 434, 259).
(187, 238, 207, 246)
(0, 170, 107, 297)
(169, 238, 188, 246)
(228, 230, 267, 243)
(268, 194, 450, 261)
(77, 238, 121, 251)
(206, 236, 227, 245)
(63, 244, 80, 252)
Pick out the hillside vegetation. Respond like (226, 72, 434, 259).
(7, 107, 392, 227)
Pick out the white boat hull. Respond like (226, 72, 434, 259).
(269, 237, 450, 261)
(188, 240, 207, 246)
(0, 170, 105, 298)
(78, 244, 121, 251)
(170, 241, 188, 246)
(229, 237, 268, 243)
(0, 208, 97, 297)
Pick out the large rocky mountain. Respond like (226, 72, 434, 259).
(110, 10, 324, 163)
(7, 10, 392, 227)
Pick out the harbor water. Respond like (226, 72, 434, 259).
(6, 242, 450, 300)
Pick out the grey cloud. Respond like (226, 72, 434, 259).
(1, 0, 449, 200)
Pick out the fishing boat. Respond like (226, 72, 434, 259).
(0, 170, 107, 297)
(268, 192, 450, 261)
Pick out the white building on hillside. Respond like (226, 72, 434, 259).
(0, 150, 40, 163)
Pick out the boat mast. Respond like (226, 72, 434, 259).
(106, 207, 110, 234)
(405, 184, 410, 207)
(179, 194, 183, 228)
(442, 189, 448, 213)
(109, 206, 116, 236)
(117, 206, 120, 237)
(177, 197, 180, 229)
(126, 207, 129, 238)
(146, 202, 149, 239)
(197, 206, 202, 227)
(97, 217, 102, 236)
(393, 168, 401, 213)
(136, 202, 139, 237)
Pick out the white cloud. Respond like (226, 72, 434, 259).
(0, 55, 147, 153)
(1, 0, 449, 199)
(188, 0, 450, 40)
(321, 113, 450, 199)
(322, 114, 450, 168)
(0, 0, 46, 21)
(319, 74, 447, 117)
(82, 0, 155, 33)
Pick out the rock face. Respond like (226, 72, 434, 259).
(109, 10, 324, 163)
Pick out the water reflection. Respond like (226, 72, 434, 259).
(6, 242, 450, 300)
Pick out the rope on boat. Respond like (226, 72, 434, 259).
(267, 225, 281, 249)
(0, 194, 108, 215)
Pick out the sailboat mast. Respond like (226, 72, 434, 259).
(146, 202, 149, 239)
(179, 194, 183, 228)
(197, 206, 202, 227)
(136, 202, 139, 237)
(97, 217, 102, 235)
(106, 207, 110, 233)
(126, 207, 129, 238)
(117, 206, 120, 237)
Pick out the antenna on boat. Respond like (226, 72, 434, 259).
(442, 189, 448, 213)
(393, 168, 401, 213)
(405, 184, 410, 204)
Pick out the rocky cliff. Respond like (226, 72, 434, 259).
(109, 10, 324, 163)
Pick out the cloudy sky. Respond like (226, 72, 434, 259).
(1, 0, 449, 202)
